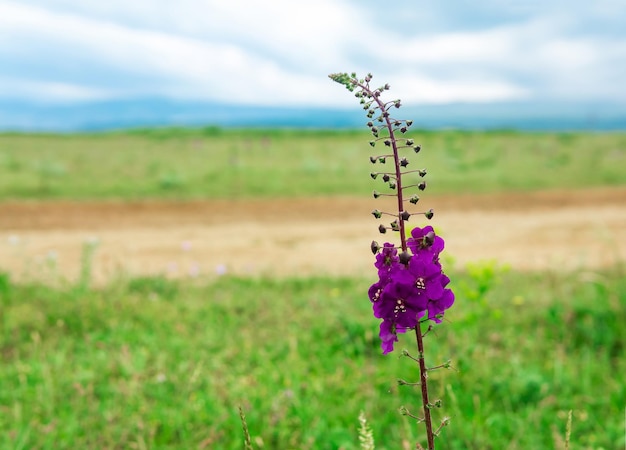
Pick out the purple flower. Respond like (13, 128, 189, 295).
(427, 288, 455, 323)
(369, 242, 402, 304)
(374, 242, 401, 280)
(374, 277, 426, 328)
(379, 319, 408, 355)
(370, 228, 454, 353)
(427, 275, 455, 323)
(368, 280, 385, 303)
(401, 257, 445, 307)
(407, 226, 444, 265)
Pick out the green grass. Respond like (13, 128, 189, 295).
(0, 267, 624, 449)
(1, 127, 624, 448)
(0, 128, 625, 200)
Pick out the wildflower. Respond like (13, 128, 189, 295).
(331, 72, 455, 448)
(379, 319, 408, 355)
(427, 276, 455, 323)
(401, 256, 445, 307)
(407, 225, 444, 264)
(374, 242, 401, 280)
(369, 242, 402, 304)
(369, 227, 453, 353)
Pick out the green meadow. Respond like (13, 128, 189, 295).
(0, 128, 625, 200)
(1, 129, 625, 449)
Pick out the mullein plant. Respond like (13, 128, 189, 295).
(330, 72, 455, 450)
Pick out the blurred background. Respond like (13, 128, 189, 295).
(1, 0, 625, 131)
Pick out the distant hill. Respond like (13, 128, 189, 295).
(1, 98, 625, 132)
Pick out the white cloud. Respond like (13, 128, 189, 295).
(369, 15, 626, 103)
(391, 75, 530, 104)
(0, 77, 112, 101)
(0, 0, 625, 106)
(2, 0, 362, 73)
(0, 1, 362, 105)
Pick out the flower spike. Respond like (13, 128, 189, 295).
(330, 72, 455, 450)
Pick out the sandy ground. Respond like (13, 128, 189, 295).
(1, 187, 625, 283)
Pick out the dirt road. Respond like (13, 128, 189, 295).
(1, 187, 625, 283)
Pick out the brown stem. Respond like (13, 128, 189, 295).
(415, 322, 435, 449)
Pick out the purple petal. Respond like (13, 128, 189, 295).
(379, 320, 398, 354)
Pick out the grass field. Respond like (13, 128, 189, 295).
(0, 128, 625, 200)
(1, 128, 625, 449)
(0, 268, 624, 449)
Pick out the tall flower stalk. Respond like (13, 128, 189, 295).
(329, 72, 454, 449)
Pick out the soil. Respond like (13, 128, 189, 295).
(1, 187, 625, 283)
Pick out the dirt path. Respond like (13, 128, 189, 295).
(1, 187, 625, 283)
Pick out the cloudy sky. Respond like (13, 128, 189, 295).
(1, 0, 625, 110)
